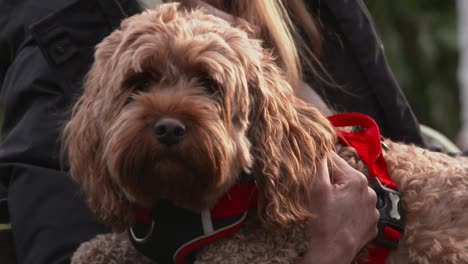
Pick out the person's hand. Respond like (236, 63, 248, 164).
(300, 152, 379, 264)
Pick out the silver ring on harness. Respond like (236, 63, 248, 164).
(130, 219, 155, 244)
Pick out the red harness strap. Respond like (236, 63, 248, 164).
(175, 184, 258, 264)
(133, 184, 258, 264)
(328, 112, 404, 264)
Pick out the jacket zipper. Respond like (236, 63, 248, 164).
(357, 0, 384, 51)
(112, 0, 129, 18)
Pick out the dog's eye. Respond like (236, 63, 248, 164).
(199, 76, 219, 94)
(136, 79, 153, 92)
(125, 73, 154, 92)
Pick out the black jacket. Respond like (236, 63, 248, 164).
(0, 0, 423, 263)
(307, 0, 423, 144)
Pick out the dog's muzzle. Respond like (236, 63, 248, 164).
(154, 117, 186, 146)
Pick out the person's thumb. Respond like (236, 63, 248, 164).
(330, 152, 364, 186)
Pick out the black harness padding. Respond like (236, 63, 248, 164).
(129, 200, 249, 264)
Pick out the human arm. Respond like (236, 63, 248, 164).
(296, 82, 334, 116)
(300, 153, 379, 264)
(303, 0, 424, 146)
(0, 1, 127, 263)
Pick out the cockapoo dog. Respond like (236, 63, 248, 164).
(63, 3, 468, 264)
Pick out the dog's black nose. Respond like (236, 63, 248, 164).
(154, 118, 186, 145)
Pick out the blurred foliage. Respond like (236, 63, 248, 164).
(367, 0, 459, 139)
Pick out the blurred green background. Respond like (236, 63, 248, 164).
(0, 1, 462, 142)
(368, 1, 460, 140)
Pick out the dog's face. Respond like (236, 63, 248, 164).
(91, 5, 257, 212)
(63, 3, 336, 230)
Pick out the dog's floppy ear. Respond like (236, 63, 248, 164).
(62, 39, 134, 231)
(247, 52, 336, 227)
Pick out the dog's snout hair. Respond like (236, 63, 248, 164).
(62, 3, 336, 230)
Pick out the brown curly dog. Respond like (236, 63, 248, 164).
(63, 3, 468, 264)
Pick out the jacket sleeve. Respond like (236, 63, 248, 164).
(0, 1, 12, 100)
(0, 1, 115, 263)
(306, 0, 425, 146)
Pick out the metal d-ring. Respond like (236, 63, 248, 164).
(130, 219, 155, 244)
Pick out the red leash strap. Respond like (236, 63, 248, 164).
(328, 113, 405, 264)
(327, 112, 394, 189)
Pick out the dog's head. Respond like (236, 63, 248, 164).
(63, 3, 336, 230)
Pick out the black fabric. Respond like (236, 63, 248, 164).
(131, 201, 205, 264)
(130, 201, 247, 264)
(306, 0, 424, 146)
(0, 0, 140, 263)
(0, 0, 425, 263)
(0, 229, 16, 264)
(0, 186, 7, 224)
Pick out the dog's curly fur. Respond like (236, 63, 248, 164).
(64, 4, 468, 264)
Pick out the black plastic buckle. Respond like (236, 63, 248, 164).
(368, 177, 405, 249)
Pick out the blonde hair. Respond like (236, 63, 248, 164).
(202, 0, 322, 90)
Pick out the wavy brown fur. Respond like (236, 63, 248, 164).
(73, 142, 468, 263)
(63, 3, 334, 231)
(68, 4, 468, 264)
(194, 144, 468, 264)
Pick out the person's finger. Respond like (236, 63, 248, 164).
(367, 208, 380, 240)
(330, 152, 367, 186)
(312, 158, 332, 190)
(367, 186, 378, 206)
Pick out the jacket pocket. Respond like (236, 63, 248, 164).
(29, 0, 115, 89)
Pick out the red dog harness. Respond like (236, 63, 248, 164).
(130, 113, 404, 264)
(130, 183, 258, 264)
(328, 112, 405, 264)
